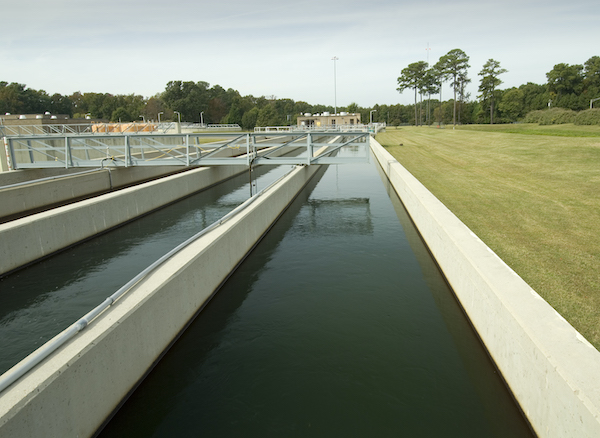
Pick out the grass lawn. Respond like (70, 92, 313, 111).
(376, 124, 600, 349)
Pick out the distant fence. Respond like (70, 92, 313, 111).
(255, 123, 386, 134)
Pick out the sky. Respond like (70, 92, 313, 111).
(2, 0, 599, 108)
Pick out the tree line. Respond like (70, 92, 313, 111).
(2, 53, 599, 129)
(0, 80, 343, 130)
(397, 50, 600, 126)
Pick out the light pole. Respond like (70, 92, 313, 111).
(200, 111, 204, 126)
(158, 111, 163, 123)
(332, 56, 338, 115)
(370, 109, 377, 124)
(174, 111, 181, 124)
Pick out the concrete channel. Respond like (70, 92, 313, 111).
(0, 137, 599, 437)
(370, 138, 600, 437)
(0, 156, 326, 437)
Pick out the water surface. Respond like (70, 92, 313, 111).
(99, 153, 533, 437)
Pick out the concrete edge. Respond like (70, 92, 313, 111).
(370, 137, 600, 437)
(0, 165, 246, 275)
(0, 163, 324, 438)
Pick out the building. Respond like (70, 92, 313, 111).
(296, 112, 361, 128)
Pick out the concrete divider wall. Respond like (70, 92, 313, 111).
(0, 163, 322, 438)
(370, 138, 600, 437)
(0, 166, 191, 219)
(0, 165, 246, 275)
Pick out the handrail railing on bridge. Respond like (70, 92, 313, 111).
(3, 132, 370, 170)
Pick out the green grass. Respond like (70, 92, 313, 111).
(376, 125, 600, 349)
(457, 123, 600, 137)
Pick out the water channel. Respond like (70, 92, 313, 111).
(95, 151, 534, 437)
(0, 163, 293, 375)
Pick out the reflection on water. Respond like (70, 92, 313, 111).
(302, 198, 373, 235)
(99, 152, 533, 438)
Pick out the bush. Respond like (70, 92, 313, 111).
(523, 110, 545, 123)
(575, 109, 600, 125)
(523, 108, 576, 125)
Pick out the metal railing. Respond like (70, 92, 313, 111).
(3, 132, 370, 170)
(255, 124, 378, 134)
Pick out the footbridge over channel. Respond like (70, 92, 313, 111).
(3, 131, 370, 170)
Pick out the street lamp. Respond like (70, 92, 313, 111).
(332, 56, 338, 114)
(174, 111, 181, 124)
(591, 97, 600, 109)
(370, 109, 377, 124)
(158, 111, 163, 123)
(200, 111, 204, 126)
(139, 115, 145, 122)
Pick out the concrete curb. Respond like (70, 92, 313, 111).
(0, 163, 324, 438)
(370, 137, 600, 437)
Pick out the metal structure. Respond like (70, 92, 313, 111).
(3, 132, 369, 170)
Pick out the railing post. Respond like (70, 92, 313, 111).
(125, 135, 131, 167)
(307, 133, 312, 165)
(186, 134, 190, 166)
(65, 136, 75, 168)
(3, 136, 14, 171)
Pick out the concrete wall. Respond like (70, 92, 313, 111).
(370, 138, 600, 437)
(0, 166, 187, 219)
(0, 165, 246, 276)
(0, 163, 323, 438)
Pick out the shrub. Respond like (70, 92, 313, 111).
(523, 108, 576, 125)
(523, 110, 545, 123)
(575, 109, 600, 125)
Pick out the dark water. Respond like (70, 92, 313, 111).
(0, 164, 293, 374)
(98, 153, 534, 437)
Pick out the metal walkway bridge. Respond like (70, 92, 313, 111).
(3, 132, 370, 170)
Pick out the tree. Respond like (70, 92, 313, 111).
(422, 68, 440, 125)
(478, 59, 507, 124)
(241, 107, 259, 130)
(432, 60, 451, 126)
(256, 104, 281, 127)
(438, 49, 470, 127)
(498, 87, 525, 122)
(546, 63, 584, 105)
(397, 61, 428, 126)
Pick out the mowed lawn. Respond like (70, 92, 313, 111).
(376, 124, 600, 349)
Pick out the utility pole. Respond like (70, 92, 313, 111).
(332, 56, 339, 114)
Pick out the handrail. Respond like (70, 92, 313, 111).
(0, 163, 299, 394)
(3, 131, 369, 170)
